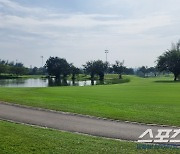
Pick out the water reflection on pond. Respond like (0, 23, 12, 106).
(0, 78, 98, 87)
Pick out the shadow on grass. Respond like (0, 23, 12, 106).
(103, 78, 130, 85)
(154, 80, 180, 83)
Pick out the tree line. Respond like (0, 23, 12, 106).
(44, 40, 180, 82)
(45, 57, 134, 81)
(0, 60, 28, 77)
(0, 40, 180, 81)
(136, 66, 158, 78)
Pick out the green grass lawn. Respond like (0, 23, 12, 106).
(0, 75, 179, 126)
(0, 120, 178, 154)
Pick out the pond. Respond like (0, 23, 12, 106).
(0, 78, 98, 87)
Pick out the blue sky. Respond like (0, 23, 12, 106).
(0, 0, 180, 67)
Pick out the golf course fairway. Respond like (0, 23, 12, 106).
(0, 75, 179, 126)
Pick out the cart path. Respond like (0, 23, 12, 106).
(0, 102, 179, 145)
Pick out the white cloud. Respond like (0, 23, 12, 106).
(0, 0, 178, 37)
(0, 12, 175, 38)
(0, 0, 180, 67)
(0, 0, 46, 14)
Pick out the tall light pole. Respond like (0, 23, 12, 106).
(40, 56, 44, 68)
(105, 50, 109, 63)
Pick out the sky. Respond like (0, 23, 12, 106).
(0, 0, 180, 68)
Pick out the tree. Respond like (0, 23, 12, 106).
(45, 57, 71, 79)
(70, 65, 80, 80)
(157, 41, 180, 81)
(83, 60, 107, 80)
(124, 67, 134, 75)
(83, 61, 96, 80)
(112, 60, 125, 79)
(0, 64, 6, 74)
(0, 60, 7, 74)
(148, 67, 158, 77)
(9, 63, 28, 76)
(107, 66, 114, 74)
(31, 67, 38, 75)
(138, 66, 148, 78)
(0, 60, 28, 76)
(94, 60, 107, 80)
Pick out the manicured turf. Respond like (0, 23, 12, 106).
(0, 120, 178, 154)
(0, 75, 179, 126)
